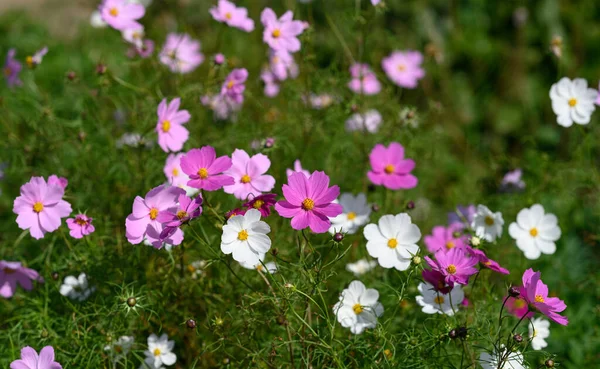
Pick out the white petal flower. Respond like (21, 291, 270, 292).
(345, 110, 383, 133)
(529, 317, 550, 350)
(363, 213, 421, 271)
(122, 26, 145, 48)
(479, 346, 526, 369)
(346, 259, 378, 276)
(329, 193, 371, 234)
(221, 209, 272, 265)
(59, 273, 95, 301)
(550, 77, 598, 127)
(142, 333, 176, 369)
(90, 10, 107, 28)
(333, 280, 384, 334)
(508, 204, 561, 260)
(471, 205, 504, 242)
(239, 254, 278, 274)
(188, 260, 207, 279)
(104, 336, 134, 360)
(415, 282, 464, 316)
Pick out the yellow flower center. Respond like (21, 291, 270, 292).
(484, 216, 494, 226)
(238, 229, 249, 241)
(384, 349, 392, 359)
(25, 56, 34, 68)
(187, 264, 196, 273)
(534, 294, 545, 303)
(397, 64, 406, 71)
(568, 98, 577, 107)
(272, 56, 280, 64)
(172, 168, 179, 176)
(241, 174, 251, 183)
(75, 217, 87, 226)
(176, 210, 188, 220)
(387, 238, 398, 249)
(483, 261, 492, 266)
(433, 295, 445, 304)
(352, 303, 363, 314)
(529, 228, 538, 237)
(33, 202, 44, 213)
(253, 200, 265, 209)
(109, 7, 119, 17)
(445, 241, 455, 249)
(227, 80, 234, 89)
(198, 168, 209, 179)
(256, 264, 263, 271)
(513, 299, 526, 308)
(161, 120, 171, 132)
(149, 208, 159, 220)
(153, 348, 161, 356)
(302, 198, 315, 210)
(384, 164, 395, 174)
(446, 264, 457, 274)
(347, 212, 357, 220)
(272, 29, 281, 38)
(225, 12, 232, 20)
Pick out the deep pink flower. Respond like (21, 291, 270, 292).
(519, 268, 568, 325)
(425, 247, 478, 286)
(159, 33, 204, 74)
(505, 292, 533, 319)
(274, 171, 343, 233)
(156, 97, 190, 152)
(221, 68, 248, 104)
(422, 268, 452, 294)
(99, 0, 144, 31)
(243, 193, 277, 217)
(381, 50, 425, 89)
(225, 208, 246, 219)
(4, 48, 22, 88)
(261, 8, 306, 53)
(13, 177, 72, 239)
(214, 53, 225, 64)
(465, 246, 509, 275)
(223, 149, 276, 200)
(125, 185, 185, 248)
(367, 142, 417, 190)
(0, 261, 43, 298)
(348, 63, 381, 95)
(157, 193, 202, 240)
(10, 346, 62, 369)
(47, 175, 68, 189)
(424, 224, 468, 254)
(210, 0, 254, 32)
(180, 146, 234, 191)
(66, 214, 95, 239)
(286, 159, 310, 178)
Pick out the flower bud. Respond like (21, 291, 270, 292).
(51, 271, 59, 280)
(271, 248, 279, 256)
(448, 329, 458, 339)
(406, 201, 415, 210)
(470, 236, 481, 246)
(411, 256, 421, 265)
(513, 334, 523, 343)
(67, 71, 76, 81)
(545, 359, 555, 368)
(508, 286, 520, 298)
(333, 232, 344, 242)
(456, 326, 468, 338)
(126, 297, 136, 307)
(41, 329, 48, 338)
(371, 204, 380, 212)
(186, 319, 196, 329)
(96, 63, 107, 75)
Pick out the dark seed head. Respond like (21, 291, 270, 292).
(51, 271, 59, 280)
(126, 297, 136, 307)
(545, 359, 555, 368)
(456, 326, 468, 338)
(406, 201, 415, 210)
(513, 334, 523, 343)
(508, 286, 520, 298)
(186, 319, 196, 329)
(271, 248, 279, 256)
(448, 329, 458, 339)
(333, 232, 344, 242)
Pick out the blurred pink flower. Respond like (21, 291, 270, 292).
(275, 171, 343, 233)
(261, 8, 306, 52)
(66, 214, 95, 239)
(221, 68, 248, 104)
(47, 175, 68, 189)
(506, 293, 533, 319)
(13, 176, 72, 239)
(164, 153, 189, 188)
(261, 69, 280, 97)
(424, 224, 468, 254)
(210, 0, 254, 32)
(596, 81, 600, 105)
(422, 268, 453, 294)
(223, 149, 276, 200)
(0, 261, 43, 298)
(425, 247, 478, 286)
(371, 0, 381, 5)
(159, 33, 204, 74)
(214, 53, 225, 64)
(500, 168, 525, 192)
(156, 97, 190, 152)
(99, 0, 144, 31)
(348, 63, 381, 95)
(367, 142, 417, 190)
(4, 49, 22, 88)
(520, 268, 568, 325)
(269, 50, 298, 81)
(382, 50, 425, 89)
(10, 346, 62, 369)
(180, 146, 234, 191)
(286, 159, 310, 178)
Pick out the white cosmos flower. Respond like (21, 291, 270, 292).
(333, 280, 384, 334)
(59, 273, 95, 301)
(550, 77, 598, 127)
(188, 260, 207, 279)
(104, 336, 134, 361)
(90, 10, 107, 28)
(478, 345, 525, 369)
(471, 205, 504, 242)
(345, 110, 383, 133)
(346, 259, 378, 276)
(221, 209, 271, 265)
(529, 317, 550, 350)
(329, 193, 371, 234)
(239, 254, 278, 274)
(363, 213, 421, 271)
(415, 282, 464, 316)
(508, 204, 561, 260)
(142, 333, 176, 369)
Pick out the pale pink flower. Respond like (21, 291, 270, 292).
(0, 261, 44, 298)
(286, 159, 311, 178)
(10, 346, 62, 369)
(221, 68, 248, 104)
(261, 8, 306, 53)
(159, 33, 204, 74)
(99, 0, 144, 31)
(210, 0, 254, 32)
(348, 63, 381, 95)
(269, 50, 298, 81)
(156, 97, 190, 152)
(223, 149, 276, 200)
(382, 50, 425, 89)
(261, 69, 280, 97)
(180, 146, 234, 191)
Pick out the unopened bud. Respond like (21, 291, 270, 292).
(96, 63, 107, 75)
(411, 256, 421, 265)
(126, 297, 136, 307)
(513, 334, 523, 343)
(470, 236, 481, 246)
(508, 286, 520, 298)
(545, 359, 555, 367)
(406, 201, 415, 210)
(333, 232, 344, 242)
(186, 319, 196, 329)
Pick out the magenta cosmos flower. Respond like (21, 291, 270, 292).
(210, 0, 254, 32)
(125, 185, 185, 248)
(10, 346, 62, 369)
(156, 97, 190, 153)
(367, 142, 417, 190)
(180, 146, 234, 191)
(519, 268, 568, 325)
(275, 171, 343, 233)
(66, 214, 95, 239)
(157, 193, 202, 240)
(243, 193, 277, 217)
(381, 50, 425, 89)
(424, 224, 468, 254)
(505, 290, 533, 319)
(223, 149, 276, 200)
(422, 268, 452, 294)
(13, 177, 72, 239)
(159, 33, 204, 74)
(99, 0, 144, 31)
(465, 246, 509, 275)
(261, 8, 306, 53)
(425, 247, 478, 286)
(221, 68, 249, 104)
(348, 63, 381, 95)
(0, 261, 43, 298)
(4, 48, 22, 88)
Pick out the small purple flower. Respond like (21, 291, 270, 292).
(157, 193, 203, 240)
(66, 214, 95, 239)
(447, 205, 476, 228)
(4, 49, 22, 88)
(425, 247, 478, 286)
(10, 346, 62, 369)
(0, 261, 44, 298)
(221, 68, 248, 104)
(500, 169, 525, 192)
(243, 193, 277, 217)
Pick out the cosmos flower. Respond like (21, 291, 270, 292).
(423, 224, 468, 254)
(367, 142, 417, 190)
(269, 50, 298, 81)
(4, 48, 22, 88)
(333, 280, 384, 335)
(261, 8, 306, 53)
(447, 205, 476, 228)
(286, 159, 311, 178)
(508, 204, 561, 260)
(0, 261, 44, 298)
(345, 110, 383, 133)
(416, 282, 464, 316)
(122, 25, 144, 48)
(243, 193, 278, 217)
(180, 146, 234, 191)
(10, 346, 62, 369)
(328, 193, 371, 234)
(59, 273, 95, 301)
(479, 346, 525, 369)
(47, 175, 68, 189)
(157, 193, 202, 240)
(465, 247, 509, 275)
(104, 336, 134, 362)
(348, 63, 381, 95)
(550, 77, 598, 127)
(221, 209, 272, 265)
(99, 0, 145, 31)
(381, 50, 425, 89)
(471, 204, 504, 242)
(142, 333, 176, 369)
(66, 214, 95, 239)
(223, 149, 276, 200)
(425, 247, 478, 286)
(346, 259, 378, 277)
(163, 153, 198, 196)
(201, 93, 241, 120)
(500, 169, 525, 192)
(422, 268, 453, 294)
(159, 33, 204, 74)
(210, 0, 254, 32)
(261, 68, 280, 97)
(519, 268, 568, 325)
(221, 68, 249, 104)
(529, 317, 550, 350)
(156, 97, 190, 153)
(26, 46, 48, 68)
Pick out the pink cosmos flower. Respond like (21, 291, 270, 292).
(381, 50, 425, 89)
(465, 246, 509, 275)
(164, 153, 187, 188)
(13, 177, 72, 239)
(286, 159, 311, 178)
(210, 0, 254, 32)
(47, 175, 68, 189)
(519, 268, 568, 325)
(125, 185, 185, 248)
(156, 97, 190, 152)
(505, 291, 533, 319)
(137, 39, 154, 58)
(223, 149, 276, 200)
(371, 0, 381, 5)
(269, 50, 298, 81)
(367, 142, 417, 190)
(596, 81, 600, 105)
(157, 193, 202, 240)
(274, 171, 343, 233)
(348, 63, 381, 95)
(424, 224, 468, 254)
(221, 68, 249, 104)
(500, 168, 525, 192)
(261, 69, 280, 97)
(180, 146, 234, 191)
(99, 0, 144, 31)
(243, 193, 278, 217)
(0, 261, 43, 298)
(159, 33, 204, 74)
(422, 268, 452, 294)
(425, 247, 478, 286)
(448, 205, 476, 228)
(10, 346, 62, 369)
(214, 53, 225, 65)
(4, 49, 22, 88)
(261, 8, 306, 53)
(66, 214, 95, 239)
